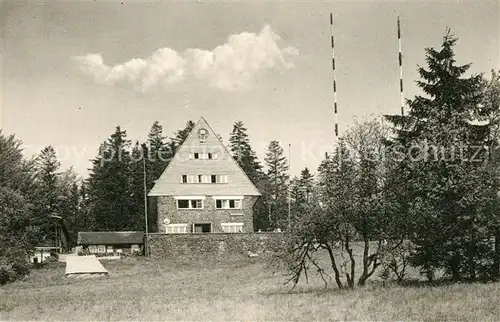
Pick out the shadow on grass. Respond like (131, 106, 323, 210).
(395, 276, 499, 288)
(262, 274, 500, 297)
(261, 285, 343, 297)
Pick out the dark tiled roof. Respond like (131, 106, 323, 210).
(77, 231, 144, 245)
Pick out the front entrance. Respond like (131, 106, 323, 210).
(193, 223, 211, 233)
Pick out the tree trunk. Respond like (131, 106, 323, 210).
(358, 239, 381, 286)
(345, 237, 356, 288)
(325, 243, 343, 289)
(358, 237, 370, 286)
(449, 252, 461, 281)
(493, 229, 500, 281)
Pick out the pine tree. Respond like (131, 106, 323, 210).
(76, 181, 95, 232)
(228, 121, 264, 184)
(33, 146, 61, 244)
(147, 121, 170, 184)
(169, 120, 195, 153)
(290, 168, 315, 219)
(35, 146, 60, 212)
(145, 122, 171, 233)
(481, 70, 500, 280)
(264, 140, 289, 229)
(385, 30, 494, 280)
(0, 131, 36, 193)
(298, 168, 315, 204)
(129, 141, 148, 231)
(54, 168, 81, 248)
(86, 126, 134, 231)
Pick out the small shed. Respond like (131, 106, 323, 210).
(77, 231, 144, 255)
(30, 246, 60, 263)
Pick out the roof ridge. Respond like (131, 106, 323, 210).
(202, 118, 261, 196)
(148, 117, 261, 196)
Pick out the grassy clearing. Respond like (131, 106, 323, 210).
(1, 254, 499, 321)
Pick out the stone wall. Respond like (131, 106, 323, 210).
(148, 232, 285, 260)
(156, 196, 257, 233)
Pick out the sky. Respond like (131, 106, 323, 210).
(1, 0, 499, 178)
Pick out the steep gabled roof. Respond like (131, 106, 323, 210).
(148, 117, 261, 196)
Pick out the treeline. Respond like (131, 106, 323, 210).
(0, 113, 296, 283)
(77, 120, 295, 234)
(0, 140, 82, 283)
(279, 31, 500, 287)
(3, 29, 500, 287)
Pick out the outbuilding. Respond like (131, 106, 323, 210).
(77, 231, 144, 255)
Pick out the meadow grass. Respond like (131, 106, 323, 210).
(1, 253, 499, 321)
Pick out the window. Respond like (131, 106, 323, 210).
(211, 175, 228, 183)
(131, 244, 140, 253)
(166, 223, 188, 234)
(215, 199, 242, 209)
(183, 174, 226, 183)
(177, 199, 203, 209)
(221, 223, 244, 233)
(97, 245, 106, 253)
(190, 153, 218, 160)
(106, 246, 114, 254)
(177, 200, 189, 208)
(199, 129, 208, 143)
(193, 223, 211, 233)
(88, 245, 98, 254)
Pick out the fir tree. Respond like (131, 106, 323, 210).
(54, 168, 81, 248)
(228, 121, 263, 184)
(35, 146, 60, 212)
(264, 140, 289, 228)
(129, 141, 148, 231)
(86, 126, 134, 231)
(169, 120, 195, 153)
(298, 168, 315, 204)
(33, 146, 61, 244)
(147, 121, 170, 185)
(145, 122, 171, 232)
(385, 30, 494, 280)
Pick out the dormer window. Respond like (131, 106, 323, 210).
(198, 128, 208, 143)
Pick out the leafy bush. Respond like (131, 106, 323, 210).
(0, 249, 31, 285)
(378, 241, 413, 283)
(0, 186, 38, 285)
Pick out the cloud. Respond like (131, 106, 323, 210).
(73, 25, 298, 92)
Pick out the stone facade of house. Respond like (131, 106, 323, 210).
(148, 117, 261, 234)
(156, 195, 257, 233)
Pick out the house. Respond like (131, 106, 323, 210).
(77, 231, 144, 255)
(148, 117, 261, 234)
